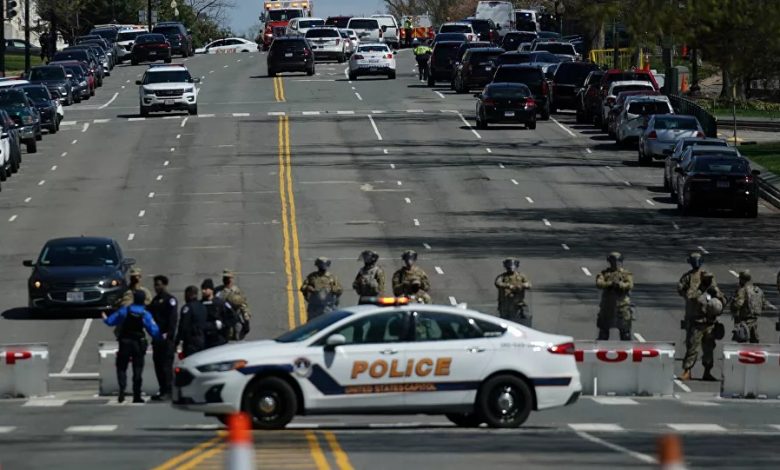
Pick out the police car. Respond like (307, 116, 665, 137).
(136, 63, 200, 116)
(173, 298, 581, 429)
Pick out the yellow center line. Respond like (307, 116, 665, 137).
(278, 116, 296, 330)
(323, 431, 355, 470)
(177, 443, 226, 470)
(273, 76, 280, 102)
(306, 430, 331, 470)
(149, 435, 222, 470)
(278, 76, 286, 102)
(283, 116, 306, 325)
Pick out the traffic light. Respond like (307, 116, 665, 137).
(6, 0, 19, 20)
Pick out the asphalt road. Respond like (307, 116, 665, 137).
(0, 50, 779, 469)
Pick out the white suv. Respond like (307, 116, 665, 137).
(136, 64, 200, 116)
(116, 28, 148, 63)
(304, 27, 347, 63)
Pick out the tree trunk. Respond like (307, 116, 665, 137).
(719, 67, 733, 100)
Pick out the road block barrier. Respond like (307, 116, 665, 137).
(574, 341, 675, 396)
(98, 341, 159, 396)
(721, 343, 780, 398)
(0, 343, 49, 397)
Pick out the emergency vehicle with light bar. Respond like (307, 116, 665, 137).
(260, 0, 313, 51)
(173, 297, 581, 430)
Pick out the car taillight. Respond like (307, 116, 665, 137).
(696, 131, 705, 137)
(353, 54, 364, 60)
(647, 130, 657, 139)
(483, 99, 496, 106)
(744, 175, 754, 183)
(385, 53, 393, 59)
(525, 97, 535, 108)
(606, 97, 615, 106)
(541, 81, 549, 96)
(303, 49, 311, 56)
(548, 342, 576, 355)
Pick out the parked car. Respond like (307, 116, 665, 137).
(475, 82, 537, 129)
(461, 18, 500, 44)
(613, 96, 673, 146)
(4, 39, 41, 57)
(152, 21, 194, 57)
(595, 70, 660, 126)
(500, 31, 537, 51)
(15, 83, 60, 134)
(0, 108, 22, 178)
(371, 14, 400, 49)
(600, 80, 657, 131)
(131, 34, 172, 65)
(532, 41, 579, 61)
(451, 41, 492, 85)
(665, 138, 730, 195)
(25, 65, 73, 106)
(56, 48, 103, 86)
(346, 18, 383, 42)
(638, 114, 704, 165)
(496, 51, 531, 66)
(305, 27, 347, 63)
(490, 64, 552, 119)
(116, 28, 148, 63)
(267, 37, 315, 77)
(427, 41, 464, 86)
(576, 70, 604, 123)
(0, 88, 42, 153)
(551, 61, 599, 112)
(453, 47, 505, 93)
(285, 17, 326, 37)
(432, 33, 468, 45)
(51, 60, 94, 99)
(675, 151, 758, 217)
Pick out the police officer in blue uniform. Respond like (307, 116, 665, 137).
(148, 275, 178, 401)
(103, 291, 161, 403)
(176, 285, 208, 357)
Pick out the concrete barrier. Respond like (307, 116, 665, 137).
(721, 343, 780, 399)
(0, 343, 49, 397)
(98, 341, 159, 396)
(575, 340, 675, 396)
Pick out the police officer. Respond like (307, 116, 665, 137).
(148, 275, 178, 401)
(495, 258, 532, 322)
(730, 270, 777, 343)
(413, 42, 432, 80)
(392, 250, 431, 298)
(680, 271, 726, 381)
(118, 267, 152, 307)
(300, 257, 343, 320)
(216, 269, 251, 340)
(403, 17, 414, 48)
(595, 252, 634, 341)
(353, 250, 385, 298)
(201, 279, 237, 349)
(102, 291, 160, 403)
(175, 286, 208, 357)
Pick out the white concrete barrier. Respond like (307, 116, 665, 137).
(0, 343, 49, 397)
(721, 343, 780, 399)
(574, 341, 675, 396)
(98, 341, 159, 396)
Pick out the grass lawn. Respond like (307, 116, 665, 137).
(739, 142, 780, 175)
(711, 107, 780, 120)
(4, 54, 43, 75)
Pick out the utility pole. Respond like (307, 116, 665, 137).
(24, 0, 30, 73)
(148, 0, 153, 30)
(1, 1, 6, 77)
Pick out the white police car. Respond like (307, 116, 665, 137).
(136, 64, 199, 117)
(173, 298, 581, 429)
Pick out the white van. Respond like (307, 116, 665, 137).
(371, 14, 399, 49)
(286, 17, 325, 36)
(475, 1, 514, 33)
(515, 9, 540, 32)
(346, 17, 382, 42)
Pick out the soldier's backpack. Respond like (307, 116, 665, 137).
(355, 267, 379, 295)
(746, 286, 765, 316)
(732, 322, 749, 342)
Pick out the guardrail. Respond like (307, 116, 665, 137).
(668, 94, 718, 138)
(758, 176, 780, 209)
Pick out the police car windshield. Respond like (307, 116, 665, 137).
(275, 310, 352, 343)
(144, 70, 192, 84)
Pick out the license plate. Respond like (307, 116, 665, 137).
(285, 52, 293, 57)
(369, 67, 378, 72)
(717, 180, 730, 188)
(485, 66, 492, 71)
(66, 291, 84, 302)
(149, 51, 156, 56)
(505, 111, 515, 117)
(164, 99, 174, 105)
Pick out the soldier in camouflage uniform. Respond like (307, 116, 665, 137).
(117, 267, 152, 307)
(595, 252, 634, 341)
(407, 279, 432, 304)
(353, 250, 386, 298)
(216, 269, 251, 340)
(392, 250, 431, 299)
(494, 258, 532, 322)
(678, 252, 708, 343)
(730, 270, 776, 343)
(300, 257, 343, 320)
(680, 271, 726, 381)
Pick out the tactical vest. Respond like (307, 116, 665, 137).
(118, 306, 145, 340)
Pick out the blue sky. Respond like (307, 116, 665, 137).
(229, 0, 388, 35)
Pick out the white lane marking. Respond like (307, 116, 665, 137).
(682, 401, 719, 406)
(581, 267, 592, 276)
(383, 149, 389, 154)
(586, 148, 592, 154)
(404, 197, 411, 204)
(224, 65, 229, 68)
(81, 123, 90, 132)
(170, 147, 175, 152)
(71, 139, 78, 144)
(673, 222, 680, 230)
(176, 134, 181, 139)
(98, 92, 118, 109)
(0, 427, 16, 433)
(127, 233, 135, 241)
(573, 431, 657, 465)
(590, 396, 640, 405)
(645, 199, 655, 206)
(209, 70, 215, 73)
(729, 270, 739, 278)
(351, 86, 356, 90)
(397, 181, 402, 186)
(163, 161, 169, 167)
(525, 196, 534, 204)
(156, 175, 163, 181)
(138, 210, 146, 218)
(128, 117, 145, 121)
(66, 425, 118, 433)
(456, 111, 481, 139)
(487, 148, 492, 153)
(434, 91, 445, 99)
(8, 215, 17, 222)
(267, 111, 286, 116)
(667, 424, 726, 432)
(61, 120, 76, 125)
(633, 332, 646, 342)
(511, 179, 519, 185)
(624, 181, 631, 186)
(60, 152, 67, 157)
(24, 197, 31, 203)
(561, 243, 570, 250)
(674, 379, 692, 393)
(163, 116, 179, 120)
(542, 218, 551, 226)
(337, 110, 355, 115)
(232, 113, 250, 117)
(199, 114, 215, 118)
(181, 117, 188, 127)
(697, 246, 710, 255)
(51, 165, 57, 171)
(368, 115, 383, 141)
(38, 180, 45, 186)
(498, 163, 504, 168)
(605, 165, 613, 171)
(148, 192, 155, 199)
(423, 243, 432, 250)
(60, 319, 92, 374)
(125, 79, 130, 83)
(372, 110, 386, 114)
(551, 117, 576, 137)
(93, 118, 110, 123)
(413, 218, 420, 226)
(407, 109, 424, 113)
(448, 296, 457, 306)
(355, 92, 363, 101)
(23, 399, 67, 407)
(435, 266, 444, 274)
(302, 111, 320, 115)
(390, 163, 396, 169)
(121, 85, 125, 89)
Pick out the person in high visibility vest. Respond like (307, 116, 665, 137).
(404, 18, 414, 48)
(413, 43, 432, 80)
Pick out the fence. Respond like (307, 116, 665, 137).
(588, 48, 645, 70)
(667, 94, 718, 138)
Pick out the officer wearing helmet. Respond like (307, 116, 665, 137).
(301, 257, 343, 320)
(677, 252, 712, 343)
(353, 250, 386, 297)
(408, 278, 432, 304)
(117, 266, 152, 307)
(680, 270, 726, 381)
(495, 258, 532, 322)
(730, 270, 776, 343)
(392, 250, 431, 299)
(595, 252, 634, 340)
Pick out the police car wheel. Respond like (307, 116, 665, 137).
(445, 413, 483, 428)
(477, 375, 532, 428)
(242, 376, 297, 430)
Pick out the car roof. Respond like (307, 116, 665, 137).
(442, 22, 471, 26)
(45, 236, 117, 245)
(610, 80, 655, 88)
(146, 65, 190, 73)
(467, 47, 505, 53)
(497, 64, 541, 70)
(487, 82, 530, 89)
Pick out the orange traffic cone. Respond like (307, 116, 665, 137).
(657, 434, 687, 470)
(226, 412, 255, 470)
(680, 74, 689, 93)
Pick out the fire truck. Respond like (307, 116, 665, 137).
(259, 1, 313, 50)
(399, 14, 434, 45)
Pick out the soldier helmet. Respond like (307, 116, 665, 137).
(401, 250, 418, 261)
(738, 270, 751, 281)
(687, 252, 703, 268)
(222, 269, 235, 278)
(315, 257, 331, 270)
(606, 252, 623, 263)
(503, 258, 519, 269)
(201, 278, 215, 290)
(129, 267, 142, 277)
(358, 250, 379, 264)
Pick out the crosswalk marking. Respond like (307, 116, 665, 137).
(591, 397, 639, 405)
(23, 399, 67, 407)
(569, 423, 625, 432)
(667, 423, 726, 432)
(65, 425, 118, 433)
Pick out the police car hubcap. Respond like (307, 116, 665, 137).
(497, 387, 515, 414)
(259, 395, 277, 414)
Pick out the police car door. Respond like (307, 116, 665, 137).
(402, 310, 494, 408)
(307, 310, 410, 411)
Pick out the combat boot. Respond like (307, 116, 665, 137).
(679, 369, 692, 381)
(702, 368, 718, 381)
(118, 391, 125, 403)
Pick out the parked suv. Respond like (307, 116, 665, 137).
(427, 41, 464, 86)
(26, 65, 73, 106)
(304, 27, 346, 62)
(453, 47, 505, 93)
(491, 64, 552, 119)
(551, 61, 599, 112)
(152, 21, 193, 57)
(0, 88, 41, 153)
(267, 37, 315, 76)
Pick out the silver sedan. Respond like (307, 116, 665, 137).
(638, 114, 704, 165)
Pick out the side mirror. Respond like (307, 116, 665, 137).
(474, 93, 482, 98)
(325, 334, 346, 349)
(752, 169, 761, 176)
(135, 80, 142, 85)
(123, 257, 136, 266)
(1, 132, 7, 139)
(381, 25, 388, 32)
(23, 259, 34, 267)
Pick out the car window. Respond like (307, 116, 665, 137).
(612, 84, 654, 95)
(554, 63, 598, 85)
(627, 101, 671, 115)
(118, 31, 144, 41)
(414, 312, 481, 341)
(357, 45, 390, 53)
(13, 40, 27, 48)
(469, 50, 503, 64)
(136, 34, 166, 44)
(30, 67, 66, 80)
(143, 70, 193, 84)
(276, 310, 353, 343)
(441, 24, 470, 33)
(348, 19, 379, 29)
(306, 29, 339, 38)
(0, 90, 27, 106)
(152, 26, 182, 36)
(272, 40, 307, 51)
(18, 86, 50, 101)
(493, 67, 541, 85)
(693, 158, 747, 173)
(655, 117, 698, 130)
(486, 85, 531, 98)
(331, 311, 408, 344)
(299, 19, 325, 28)
(535, 43, 575, 55)
(38, 242, 119, 266)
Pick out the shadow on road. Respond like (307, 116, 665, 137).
(2, 307, 101, 320)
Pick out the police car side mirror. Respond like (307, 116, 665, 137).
(135, 80, 142, 85)
(324, 334, 346, 350)
(23, 259, 34, 267)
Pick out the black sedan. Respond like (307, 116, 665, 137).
(24, 237, 135, 311)
(131, 34, 172, 65)
(675, 154, 760, 217)
(474, 82, 537, 130)
(16, 84, 60, 134)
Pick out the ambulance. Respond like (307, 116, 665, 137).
(259, 1, 313, 50)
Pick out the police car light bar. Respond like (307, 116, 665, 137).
(358, 296, 410, 306)
(148, 63, 187, 68)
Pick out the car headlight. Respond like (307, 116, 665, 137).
(196, 360, 247, 373)
(57, 85, 67, 92)
(32, 280, 43, 289)
(143, 88, 154, 95)
(185, 87, 194, 93)
(21, 114, 33, 125)
(80, 81, 87, 87)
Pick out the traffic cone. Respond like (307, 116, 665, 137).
(657, 434, 687, 470)
(226, 412, 255, 470)
(680, 74, 689, 93)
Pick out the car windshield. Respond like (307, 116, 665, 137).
(358, 45, 389, 53)
(493, 68, 541, 85)
(0, 91, 26, 106)
(118, 30, 144, 41)
(487, 85, 530, 98)
(143, 70, 192, 84)
(468, 21, 490, 34)
(654, 117, 699, 130)
(441, 24, 470, 33)
(152, 26, 182, 36)
(30, 67, 66, 80)
(608, 72, 652, 84)
(528, 51, 561, 63)
(268, 9, 303, 21)
(470, 51, 503, 64)
(91, 29, 118, 41)
(535, 43, 575, 55)
(612, 84, 654, 95)
(326, 17, 351, 28)
(53, 51, 88, 61)
(299, 19, 325, 28)
(19, 87, 50, 101)
(306, 29, 339, 38)
(275, 310, 353, 343)
(348, 19, 378, 29)
(38, 242, 119, 267)
(497, 53, 530, 65)
(554, 63, 598, 84)
(627, 101, 671, 115)
(693, 158, 747, 173)
(64, 66, 84, 78)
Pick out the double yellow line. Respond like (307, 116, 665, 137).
(273, 76, 286, 102)
(150, 434, 224, 470)
(308, 431, 355, 470)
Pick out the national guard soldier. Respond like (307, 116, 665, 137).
(595, 252, 634, 341)
(148, 275, 178, 401)
(730, 270, 777, 343)
(201, 278, 238, 349)
(392, 250, 431, 299)
(678, 252, 708, 343)
(216, 269, 250, 340)
(680, 271, 726, 381)
(118, 267, 152, 307)
(300, 257, 343, 320)
(408, 279, 432, 304)
(495, 258, 532, 322)
(353, 250, 385, 297)
(175, 286, 208, 358)
(102, 291, 161, 403)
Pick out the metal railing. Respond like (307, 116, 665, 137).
(667, 94, 718, 138)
